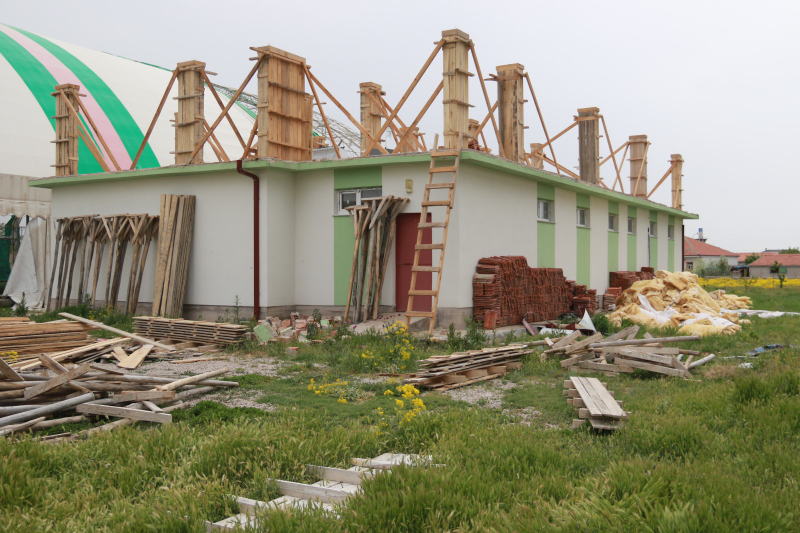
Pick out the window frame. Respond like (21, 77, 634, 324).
(667, 225, 675, 240)
(576, 207, 589, 228)
(336, 187, 382, 215)
(627, 217, 636, 235)
(649, 221, 657, 238)
(608, 213, 619, 232)
(537, 199, 554, 223)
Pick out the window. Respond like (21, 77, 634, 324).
(686, 261, 694, 270)
(537, 199, 553, 222)
(627, 217, 636, 234)
(576, 208, 589, 228)
(668, 225, 675, 240)
(649, 221, 657, 237)
(337, 187, 382, 215)
(608, 214, 618, 232)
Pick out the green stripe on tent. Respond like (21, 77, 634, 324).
(12, 26, 161, 169)
(0, 30, 103, 174)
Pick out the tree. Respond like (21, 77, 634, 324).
(780, 247, 800, 254)
(744, 253, 761, 264)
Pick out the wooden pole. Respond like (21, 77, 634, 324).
(75, 97, 121, 172)
(52, 84, 80, 176)
(577, 107, 600, 184)
(523, 72, 560, 175)
(131, 70, 177, 170)
(629, 134, 649, 198)
(599, 115, 621, 180)
(496, 64, 526, 162)
(647, 160, 678, 199)
(670, 154, 684, 210)
(393, 81, 444, 156)
(469, 42, 505, 159)
(202, 70, 247, 150)
(359, 82, 385, 154)
(441, 29, 470, 150)
(58, 90, 111, 172)
(304, 65, 342, 159)
(174, 61, 206, 165)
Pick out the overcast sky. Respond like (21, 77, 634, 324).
(3, 0, 798, 253)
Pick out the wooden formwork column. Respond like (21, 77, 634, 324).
(52, 83, 80, 176)
(629, 134, 649, 198)
(359, 82, 384, 153)
(530, 143, 545, 169)
(496, 63, 525, 162)
(441, 29, 471, 150)
(174, 61, 206, 165)
(396, 127, 420, 153)
(252, 46, 311, 162)
(670, 153, 684, 210)
(577, 107, 600, 184)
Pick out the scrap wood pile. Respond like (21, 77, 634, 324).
(47, 214, 159, 314)
(550, 325, 710, 377)
(473, 256, 596, 328)
(152, 194, 196, 317)
(344, 196, 409, 324)
(0, 317, 94, 362)
(607, 270, 753, 335)
(564, 376, 627, 430)
(0, 361, 236, 441)
(133, 316, 247, 347)
(403, 343, 540, 390)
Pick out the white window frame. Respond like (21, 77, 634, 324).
(627, 217, 636, 235)
(336, 187, 382, 215)
(608, 214, 618, 232)
(537, 199, 554, 222)
(668, 225, 675, 240)
(576, 208, 589, 228)
(649, 221, 657, 238)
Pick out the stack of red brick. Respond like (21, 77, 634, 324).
(602, 287, 622, 309)
(473, 256, 597, 327)
(604, 268, 656, 310)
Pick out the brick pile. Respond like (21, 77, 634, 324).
(473, 256, 597, 327)
(602, 287, 622, 310)
(609, 268, 656, 291)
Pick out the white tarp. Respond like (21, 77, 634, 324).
(0, 174, 51, 219)
(2, 217, 49, 308)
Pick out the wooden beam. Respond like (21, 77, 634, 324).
(524, 72, 559, 175)
(629, 134, 649, 197)
(75, 96, 121, 171)
(76, 403, 172, 424)
(577, 107, 600, 183)
(304, 65, 341, 159)
(131, 70, 177, 169)
(496, 63, 525, 162)
(470, 41, 505, 159)
(58, 313, 173, 350)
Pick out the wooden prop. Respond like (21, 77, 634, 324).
(152, 194, 196, 317)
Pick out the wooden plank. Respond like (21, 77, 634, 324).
(111, 347, 128, 362)
(551, 331, 581, 349)
(115, 390, 176, 403)
(600, 346, 680, 355)
(612, 357, 687, 377)
(0, 416, 47, 437)
(570, 377, 617, 418)
(59, 313, 172, 350)
(560, 351, 596, 368)
(38, 353, 68, 374)
(562, 333, 604, 354)
(156, 368, 230, 391)
(23, 363, 91, 400)
(617, 349, 674, 365)
(0, 392, 95, 428)
(602, 325, 640, 343)
(589, 336, 700, 349)
(307, 465, 373, 485)
(0, 358, 23, 382)
(268, 478, 349, 504)
(76, 403, 172, 424)
(585, 378, 626, 418)
(117, 344, 154, 370)
(577, 360, 635, 374)
(142, 401, 163, 413)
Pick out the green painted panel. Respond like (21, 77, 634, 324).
(668, 215, 675, 226)
(608, 230, 619, 272)
(650, 210, 658, 223)
(650, 236, 658, 269)
(577, 227, 590, 285)
(334, 167, 381, 190)
(537, 222, 555, 267)
(627, 233, 637, 270)
(537, 183, 555, 201)
(608, 201, 619, 215)
(576, 193, 590, 209)
(668, 233, 675, 271)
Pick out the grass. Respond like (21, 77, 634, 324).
(2, 287, 800, 530)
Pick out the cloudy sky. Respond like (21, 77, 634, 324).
(2, 0, 797, 253)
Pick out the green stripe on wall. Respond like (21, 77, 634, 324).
(333, 167, 382, 306)
(627, 205, 637, 270)
(577, 227, 590, 285)
(668, 232, 675, 271)
(0, 30, 103, 174)
(576, 193, 590, 209)
(537, 183, 555, 201)
(608, 230, 619, 272)
(537, 222, 555, 267)
(12, 26, 161, 169)
(649, 210, 658, 268)
(608, 201, 619, 215)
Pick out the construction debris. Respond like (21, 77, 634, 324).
(133, 317, 247, 347)
(607, 270, 752, 335)
(403, 344, 536, 390)
(473, 256, 596, 328)
(206, 454, 436, 529)
(152, 194, 196, 317)
(564, 377, 626, 430)
(0, 318, 94, 361)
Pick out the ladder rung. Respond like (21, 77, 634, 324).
(421, 200, 451, 207)
(432, 150, 459, 157)
(405, 311, 435, 318)
(425, 183, 454, 189)
(417, 222, 446, 229)
(430, 166, 457, 173)
(412, 266, 440, 272)
(416, 244, 444, 250)
(408, 290, 437, 296)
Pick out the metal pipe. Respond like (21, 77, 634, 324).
(236, 160, 260, 320)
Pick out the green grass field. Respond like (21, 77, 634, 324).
(2, 284, 800, 531)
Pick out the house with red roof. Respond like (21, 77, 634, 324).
(683, 237, 738, 270)
(749, 254, 800, 279)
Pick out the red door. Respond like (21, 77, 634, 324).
(396, 213, 432, 312)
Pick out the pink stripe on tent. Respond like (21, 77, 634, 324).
(0, 25, 132, 170)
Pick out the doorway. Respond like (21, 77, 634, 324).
(395, 213, 432, 312)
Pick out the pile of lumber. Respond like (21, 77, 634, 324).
(0, 318, 94, 362)
(0, 365, 236, 441)
(344, 196, 409, 324)
(404, 344, 538, 390)
(207, 454, 436, 529)
(564, 376, 627, 430)
(47, 214, 159, 313)
(473, 256, 598, 328)
(552, 326, 705, 377)
(133, 317, 248, 346)
(152, 194, 196, 317)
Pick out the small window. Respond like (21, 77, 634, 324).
(649, 221, 657, 237)
(668, 225, 675, 240)
(608, 214, 618, 232)
(576, 208, 589, 228)
(337, 187, 382, 215)
(537, 199, 553, 222)
(686, 261, 694, 270)
(627, 217, 636, 234)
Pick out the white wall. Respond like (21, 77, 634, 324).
(554, 187, 577, 280)
(294, 170, 334, 305)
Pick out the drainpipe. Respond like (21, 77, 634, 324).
(236, 160, 260, 320)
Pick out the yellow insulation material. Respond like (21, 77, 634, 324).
(608, 271, 752, 335)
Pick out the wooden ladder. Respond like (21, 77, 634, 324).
(405, 134, 461, 335)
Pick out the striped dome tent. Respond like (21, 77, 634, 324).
(0, 23, 255, 178)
